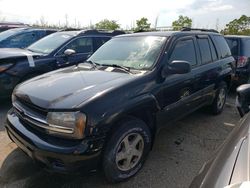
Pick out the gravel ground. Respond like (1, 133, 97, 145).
(0, 94, 240, 188)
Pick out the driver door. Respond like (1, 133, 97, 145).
(55, 37, 93, 67)
(157, 37, 202, 124)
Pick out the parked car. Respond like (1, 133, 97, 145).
(0, 27, 56, 48)
(6, 29, 234, 182)
(0, 22, 29, 32)
(225, 35, 250, 85)
(0, 29, 124, 99)
(189, 84, 250, 188)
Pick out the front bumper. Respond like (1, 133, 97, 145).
(5, 108, 104, 172)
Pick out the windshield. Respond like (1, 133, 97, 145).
(27, 32, 74, 54)
(88, 36, 166, 70)
(0, 28, 23, 41)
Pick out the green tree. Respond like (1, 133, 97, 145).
(134, 17, 151, 32)
(222, 15, 250, 35)
(172, 15, 192, 31)
(95, 19, 120, 30)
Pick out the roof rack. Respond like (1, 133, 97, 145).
(80, 29, 125, 35)
(58, 28, 81, 32)
(181, 27, 219, 33)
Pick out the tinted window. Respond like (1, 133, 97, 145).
(95, 37, 110, 50)
(8, 32, 38, 48)
(225, 38, 239, 56)
(60, 37, 93, 54)
(213, 36, 231, 59)
(242, 39, 250, 56)
(197, 38, 212, 64)
(209, 38, 218, 61)
(169, 39, 197, 66)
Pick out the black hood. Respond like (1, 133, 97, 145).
(0, 48, 42, 60)
(14, 65, 138, 109)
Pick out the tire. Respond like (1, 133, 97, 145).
(102, 117, 152, 183)
(211, 81, 227, 115)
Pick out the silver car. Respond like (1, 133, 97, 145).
(190, 84, 250, 188)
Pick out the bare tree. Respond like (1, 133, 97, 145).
(65, 14, 69, 28)
(215, 18, 220, 31)
(39, 16, 48, 27)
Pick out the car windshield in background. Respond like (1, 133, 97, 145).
(27, 32, 74, 54)
(0, 28, 23, 41)
(88, 36, 166, 70)
(226, 38, 239, 56)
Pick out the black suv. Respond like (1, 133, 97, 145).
(225, 35, 250, 85)
(6, 29, 234, 182)
(0, 29, 124, 98)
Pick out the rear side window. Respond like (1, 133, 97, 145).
(225, 38, 239, 56)
(169, 39, 197, 66)
(213, 35, 231, 59)
(197, 38, 212, 64)
(242, 39, 250, 56)
(94, 37, 110, 50)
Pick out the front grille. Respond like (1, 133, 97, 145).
(13, 99, 49, 133)
(13, 99, 74, 135)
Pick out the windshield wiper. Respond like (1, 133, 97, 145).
(83, 60, 100, 68)
(100, 64, 131, 73)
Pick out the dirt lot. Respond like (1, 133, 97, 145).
(0, 94, 240, 188)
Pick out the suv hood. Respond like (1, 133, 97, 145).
(14, 65, 137, 109)
(0, 48, 42, 60)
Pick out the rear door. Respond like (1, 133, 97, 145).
(195, 34, 221, 103)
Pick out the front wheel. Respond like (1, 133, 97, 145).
(211, 82, 227, 115)
(102, 117, 152, 183)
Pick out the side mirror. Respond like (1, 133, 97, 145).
(162, 60, 191, 78)
(236, 84, 250, 117)
(64, 49, 76, 56)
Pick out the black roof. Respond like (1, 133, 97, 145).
(115, 30, 221, 38)
(225, 35, 250, 39)
(57, 29, 125, 37)
(6, 27, 57, 32)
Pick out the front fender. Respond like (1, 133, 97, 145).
(88, 94, 160, 137)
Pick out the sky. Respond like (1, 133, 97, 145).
(0, 0, 249, 30)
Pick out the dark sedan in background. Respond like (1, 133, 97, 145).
(190, 84, 250, 188)
(0, 27, 56, 48)
(0, 29, 124, 99)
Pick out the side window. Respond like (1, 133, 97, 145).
(208, 38, 218, 61)
(213, 35, 231, 59)
(169, 39, 197, 66)
(95, 37, 110, 50)
(8, 32, 38, 48)
(197, 38, 212, 64)
(61, 37, 93, 54)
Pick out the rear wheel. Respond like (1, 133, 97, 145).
(102, 117, 152, 183)
(211, 82, 227, 115)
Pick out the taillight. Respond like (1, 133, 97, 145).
(237, 56, 248, 68)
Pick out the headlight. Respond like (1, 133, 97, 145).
(46, 112, 86, 139)
(0, 63, 13, 72)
